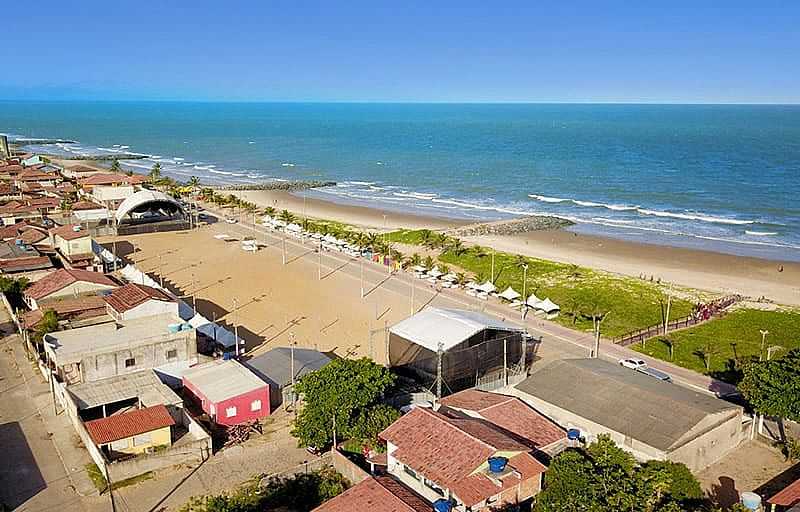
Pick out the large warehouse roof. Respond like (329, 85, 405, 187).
(115, 189, 184, 222)
(243, 347, 332, 388)
(514, 358, 740, 452)
(389, 307, 524, 352)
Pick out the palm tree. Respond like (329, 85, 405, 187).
(447, 237, 467, 256)
(188, 175, 200, 190)
(407, 253, 422, 267)
(471, 246, 488, 258)
(263, 206, 276, 218)
(455, 272, 468, 286)
(365, 232, 380, 252)
(439, 264, 450, 275)
(110, 159, 122, 173)
(419, 229, 433, 247)
(278, 209, 295, 224)
(423, 255, 435, 271)
(150, 162, 162, 183)
(434, 233, 450, 250)
(390, 248, 404, 264)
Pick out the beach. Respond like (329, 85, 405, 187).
(225, 189, 800, 307)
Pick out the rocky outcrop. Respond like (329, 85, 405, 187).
(221, 181, 336, 192)
(450, 215, 573, 236)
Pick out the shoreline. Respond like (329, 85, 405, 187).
(226, 188, 800, 306)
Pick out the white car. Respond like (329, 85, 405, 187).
(619, 358, 647, 370)
(225, 218, 237, 224)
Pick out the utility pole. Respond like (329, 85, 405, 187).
(360, 258, 364, 299)
(290, 333, 296, 410)
(521, 264, 528, 320)
(318, 239, 322, 280)
(491, 250, 495, 283)
(592, 312, 609, 358)
(233, 298, 240, 357)
(435, 342, 444, 401)
(191, 272, 197, 314)
(759, 330, 769, 361)
(158, 254, 164, 288)
(663, 284, 673, 335)
(282, 231, 287, 265)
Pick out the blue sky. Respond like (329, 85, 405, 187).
(2, 1, 798, 103)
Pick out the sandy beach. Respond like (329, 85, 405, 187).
(224, 188, 800, 307)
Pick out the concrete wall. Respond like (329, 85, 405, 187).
(104, 426, 172, 456)
(54, 329, 198, 385)
(55, 380, 112, 480)
(668, 410, 746, 472)
(116, 300, 178, 321)
(55, 234, 92, 258)
(105, 434, 209, 483)
(331, 447, 371, 485)
(34, 281, 116, 308)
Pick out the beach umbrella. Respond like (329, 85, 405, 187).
(478, 281, 497, 293)
(498, 286, 521, 301)
(526, 293, 542, 307)
(286, 223, 302, 232)
(411, 265, 427, 273)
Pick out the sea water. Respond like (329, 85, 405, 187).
(1, 101, 798, 260)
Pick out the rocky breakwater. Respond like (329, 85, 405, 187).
(450, 215, 573, 237)
(221, 180, 337, 192)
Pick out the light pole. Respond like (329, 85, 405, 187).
(289, 333, 296, 410)
(360, 258, 364, 299)
(233, 297, 240, 357)
(759, 329, 769, 361)
(318, 239, 322, 280)
(491, 250, 495, 283)
(521, 264, 528, 320)
(282, 231, 287, 265)
(158, 254, 164, 288)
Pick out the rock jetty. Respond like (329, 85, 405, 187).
(221, 180, 336, 192)
(450, 215, 573, 237)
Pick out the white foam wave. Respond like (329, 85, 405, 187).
(745, 230, 778, 236)
(528, 194, 568, 203)
(281, 162, 296, 167)
(637, 209, 753, 225)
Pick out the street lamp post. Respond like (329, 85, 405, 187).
(360, 258, 364, 299)
(759, 329, 769, 361)
(521, 264, 528, 320)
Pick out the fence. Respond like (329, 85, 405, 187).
(613, 295, 742, 346)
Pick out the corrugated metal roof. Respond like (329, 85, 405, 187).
(514, 358, 740, 452)
(183, 360, 266, 403)
(67, 370, 181, 410)
(243, 347, 332, 388)
(85, 405, 174, 444)
(389, 307, 524, 352)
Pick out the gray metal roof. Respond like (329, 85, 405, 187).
(66, 370, 181, 410)
(514, 358, 740, 452)
(183, 360, 266, 403)
(243, 347, 333, 388)
(389, 307, 524, 352)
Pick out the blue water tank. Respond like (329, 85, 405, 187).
(488, 456, 508, 473)
(567, 429, 581, 440)
(222, 351, 234, 360)
(433, 499, 452, 512)
(740, 492, 761, 511)
(167, 323, 182, 333)
(180, 323, 193, 331)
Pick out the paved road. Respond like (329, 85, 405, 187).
(203, 206, 737, 397)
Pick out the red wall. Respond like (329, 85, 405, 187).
(182, 377, 270, 426)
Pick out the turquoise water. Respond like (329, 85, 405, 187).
(2, 101, 799, 260)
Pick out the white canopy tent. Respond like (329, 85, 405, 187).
(526, 294, 542, 307)
(498, 286, 521, 301)
(537, 298, 560, 314)
(478, 281, 497, 293)
(427, 267, 444, 278)
(466, 281, 480, 290)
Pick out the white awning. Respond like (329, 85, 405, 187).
(466, 281, 480, 290)
(526, 293, 542, 307)
(498, 286, 521, 301)
(537, 298, 560, 313)
(286, 223, 302, 232)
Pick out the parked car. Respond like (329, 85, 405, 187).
(225, 217, 237, 224)
(637, 366, 672, 382)
(619, 358, 647, 370)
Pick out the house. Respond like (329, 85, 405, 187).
(182, 360, 270, 426)
(23, 268, 117, 309)
(380, 406, 547, 511)
(60, 164, 106, 180)
(103, 282, 177, 321)
(21, 295, 108, 330)
(69, 200, 109, 222)
(388, 307, 527, 392)
(439, 389, 567, 457)
(14, 168, 59, 188)
(768, 477, 800, 511)
(509, 358, 747, 472)
(85, 404, 175, 457)
(79, 173, 148, 194)
(49, 224, 95, 269)
(0, 239, 53, 276)
(21, 154, 44, 167)
(43, 313, 198, 385)
(313, 475, 432, 512)
(243, 347, 333, 408)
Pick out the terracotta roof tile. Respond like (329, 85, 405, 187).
(70, 200, 104, 211)
(441, 390, 565, 449)
(24, 268, 116, 300)
(18, 227, 48, 244)
(85, 405, 174, 444)
(0, 256, 53, 273)
(79, 173, 148, 186)
(769, 478, 800, 506)
(313, 476, 431, 512)
(104, 283, 173, 313)
(380, 407, 546, 506)
(50, 224, 90, 241)
(21, 295, 107, 327)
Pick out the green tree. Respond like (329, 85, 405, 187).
(0, 276, 29, 309)
(109, 159, 122, 173)
(291, 358, 397, 449)
(149, 162, 162, 182)
(188, 175, 200, 189)
(278, 209, 295, 224)
(739, 348, 800, 422)
(32, 309, 59, 343)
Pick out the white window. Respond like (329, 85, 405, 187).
(226, 406, 237, 418)
(110, 438, 129, 451)
(251, 400, 262, 412)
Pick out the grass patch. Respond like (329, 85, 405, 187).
(633, 308, 800, 383)
(384, 229, 429, 245)
(85, 463, 154, 493)
(85, 463, 107, 493)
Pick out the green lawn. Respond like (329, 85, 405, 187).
(84, 463, 154, 493)
(384, 229, 696, 339)
(633, 308, 800, 383)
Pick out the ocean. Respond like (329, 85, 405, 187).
(2, 101, 799, 261)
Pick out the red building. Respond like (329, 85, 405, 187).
(182, 360, 270, 426)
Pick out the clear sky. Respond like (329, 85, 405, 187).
(2, 1, 798, 103)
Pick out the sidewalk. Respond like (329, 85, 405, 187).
(0, 303, 99, 511)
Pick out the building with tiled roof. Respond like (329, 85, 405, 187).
(313, 476, 432, 512)
(21, 295, 108, 329)
(23, 268, 117, 309)
(379, 406, 547, 510)
(439, 389, 566, 456)
(79, 172, 148, 188)
(84, 405, 175, 457)
(49, 224, 95, 268)
(769, 477, 800, 511)
(104, 282, 177, 321)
